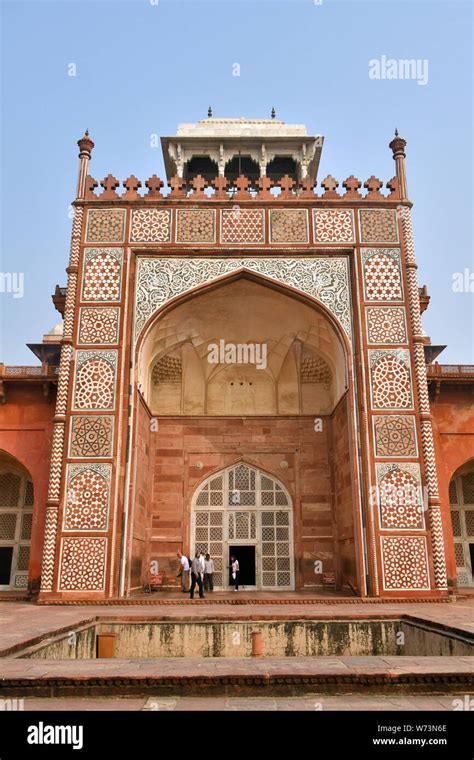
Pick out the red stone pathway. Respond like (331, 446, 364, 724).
(18, 694, 471, 711)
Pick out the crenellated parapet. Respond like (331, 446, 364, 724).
(81, 172, 402, 203)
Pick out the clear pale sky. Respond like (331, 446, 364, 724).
(0, 0, 472, 364)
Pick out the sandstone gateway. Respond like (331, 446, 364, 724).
(0, 115, 473, 600)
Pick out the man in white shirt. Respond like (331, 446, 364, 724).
(177, 551, 190, 593)
(230, 555, 240, 591)
(204, 553, 215, 592)
(198, 550, 206, 577)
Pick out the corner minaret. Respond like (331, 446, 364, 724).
(389, 129, 408, 201)
(76, 130, 95, 199)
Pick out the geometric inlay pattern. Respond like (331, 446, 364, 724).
(362, 249, 403, 301)
(381, 535, 430, 590)
(69, 415, 114, 458)
(221, 209, 264, 244)
(134, 257, 352, 342)
(377, 463, 424, 529)
(73, 351, 117, 411)
(373, 415, 418, 457)
(82, 248, 123, 301)
(270, 209, 309, 243)
(59, 537, 107, 591)
(176, 209, 215, 243)
(359, 209, 399, 244)
(130, 209, 171, 243)
(366, 306, 407, 344)
(370, 349, 413, 410)
(85, 209, 125, 243)
(78, 307, 120, 345)
(64, 463, 111, 531)
(313, 209, 355, 243)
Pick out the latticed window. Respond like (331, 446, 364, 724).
(450, 466, 474, 587)
(0, 466, 33, 589)
(0, 473, 21, 507)
(192, 463, 293, 590)
(462, 473, 474, 505)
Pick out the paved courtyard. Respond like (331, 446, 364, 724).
(16, 694, 472, 711)
(0, 597, 472, 710)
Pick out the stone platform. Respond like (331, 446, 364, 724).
(1, 655, 473, 697)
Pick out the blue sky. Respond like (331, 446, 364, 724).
(0, 0, 472, 364)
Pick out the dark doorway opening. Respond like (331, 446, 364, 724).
(229, 546, 256, 587)
(0, 547, 13, 585)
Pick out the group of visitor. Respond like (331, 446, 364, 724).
(177, 550, 240, 598)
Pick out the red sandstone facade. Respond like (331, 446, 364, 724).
(0, 117, 472, 600)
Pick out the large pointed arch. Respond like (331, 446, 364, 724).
(122, 262, 364, 597)
(136, 269, 351, 413)
(134, 260, 353, 358)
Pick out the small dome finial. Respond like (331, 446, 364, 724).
(271, 107, 276, 120)
(208, 106, 212, 118)
(77, 129, 94, 156)
(389, 129, 407, 158)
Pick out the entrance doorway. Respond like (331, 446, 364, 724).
(0, 462, 34, 590)
(192, 463, 294, 590)
(229, 545, 256, 587)
(0, 547, 13, 585)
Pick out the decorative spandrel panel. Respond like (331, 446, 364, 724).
(81, 248, 123, 302)
(381, 536, 430, 591)
(369, 349, 413, 410)
(58, 537, 107, 591)
(362, 249, 403, 302)
(85, 209, 126, 244)
(68, 415, 114, 458)
(78, 307, 120, 345)
(134, 257, 352, 343)
(63, 463, 111, 532)
(366, 306, 407, 344)
(221, 209, 264, 244)
(359, 209, 399, 244)
(372, 415, 418, 458)
(376, 462, 424, 530)
(313, 209, 355, 244)
(72, 350, 118, 411)
(269, 209, 309, 244)
(130, 209, 171, 243)
(176, 209, 216, 243)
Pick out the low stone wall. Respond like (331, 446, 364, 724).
(17, 619, 474, 659)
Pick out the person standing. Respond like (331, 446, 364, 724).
(189, 551, 205, 599)
(204, 553, 214, 592)
(198, 549, 206, 579)
(230, 555, 239, 591)
(177, 551, 190, 593)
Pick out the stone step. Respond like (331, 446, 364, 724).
(0, 656, 472, 697)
